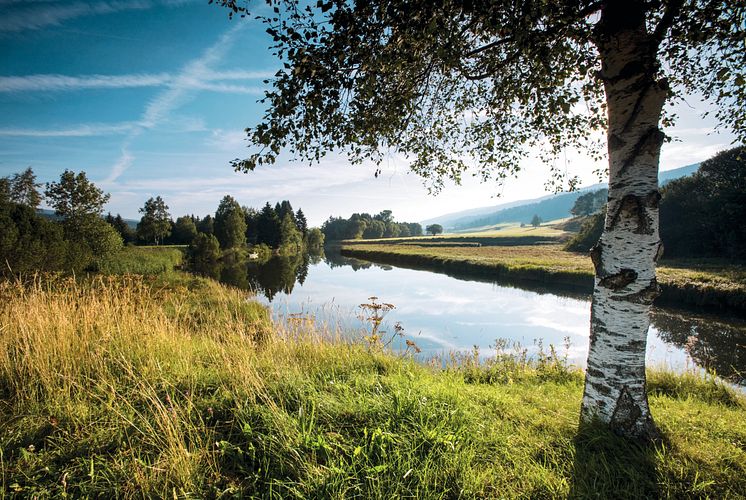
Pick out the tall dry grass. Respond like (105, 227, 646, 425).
(0, 274, 275, 494)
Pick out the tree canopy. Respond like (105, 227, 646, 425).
(45, 170, 110, 220)
(322, 211, 422, 241)
(215, 195, 248, 249)
(571, 189, 608, 217)
(216, 0, 744, 191)
(426, 224, 443, 236)
(137, 196, 172, 245)
(7, 168, 42, 209)
(660, 146, 746, 258)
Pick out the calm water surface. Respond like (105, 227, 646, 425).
(219, 251, 746, 384)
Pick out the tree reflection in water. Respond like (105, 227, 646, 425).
(651, 310, 746, 384)
(205, 248, 745, 385)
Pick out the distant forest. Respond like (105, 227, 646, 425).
(321, 210, 422, 241)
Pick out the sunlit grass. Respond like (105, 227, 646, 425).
(1, 274, 744, 497)
(449, 223, 569, 238)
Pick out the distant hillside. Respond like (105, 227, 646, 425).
(424, 163, 699, 231)
(37, 209, 139, 229)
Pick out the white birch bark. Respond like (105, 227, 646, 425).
(580, 2, 666, 439)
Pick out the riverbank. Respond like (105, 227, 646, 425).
(340, 243, 746, 314)
(1, 269, 745, 498)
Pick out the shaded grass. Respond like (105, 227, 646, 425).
(1, 275, 745, 498)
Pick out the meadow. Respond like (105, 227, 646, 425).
(1, 250, 745, 497)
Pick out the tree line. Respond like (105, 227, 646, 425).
(184, 198, 325, 277)
(321, 210, 422, 241)
(0, 167, 325, 277)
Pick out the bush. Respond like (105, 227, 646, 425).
(0, 203, 69, 274)
(564, 208, 605, 253)
(188, 233, 222, 278)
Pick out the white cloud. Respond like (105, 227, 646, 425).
(0, 115, 206, 138)
(205, 129, 248, 152)
(0, 73, 171, 92)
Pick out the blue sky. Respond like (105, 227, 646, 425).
(0, 0, 738, 225)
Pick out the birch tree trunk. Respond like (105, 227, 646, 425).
(580, 0, 667, 440)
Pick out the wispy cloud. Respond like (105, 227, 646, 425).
(0, 0, 201, 34)
(0, 73, 171, 92)
(0, 115, 206, 138)
(0, 1, 152, 33)
(0, 70, 271, 93)
(0, 123, 135, 137)
(105, 147, 134, 183)
(105, 22, 246, 183)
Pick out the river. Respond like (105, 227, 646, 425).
(216, 250, 746, 385)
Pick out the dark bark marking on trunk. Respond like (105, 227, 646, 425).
(599, 268, 638, 290)
(589, 307, 607, 346)
(614, 339, 646, 353)
(612, 278, 661, 305)
(607, 191, 660, 235)
(622, 80, 653, 133)
(610, 386, 642, 434)
(590, 381, 613, 396)
(617, 126, 666, 177)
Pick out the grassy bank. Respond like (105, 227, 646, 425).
(1, 273, 745, 498)
(341, 243, 746, 314)
(94, 245, 185, 275)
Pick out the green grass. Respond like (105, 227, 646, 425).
(1, 274, 745, 498)
(94, 245, 185, 275)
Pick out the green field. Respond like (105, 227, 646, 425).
(341, 228, 567, 249)
(1, 271, 744, 498)
(448, 223, 571, 238)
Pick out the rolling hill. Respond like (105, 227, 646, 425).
(423, 163, 699, 231)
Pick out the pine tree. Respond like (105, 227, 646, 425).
(295, 208, 308, 236)
(214, 195, 247, 249)
(279, 212, 303, 255)
(172, 216, 199, 245)
(257, 202, 281, 248)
